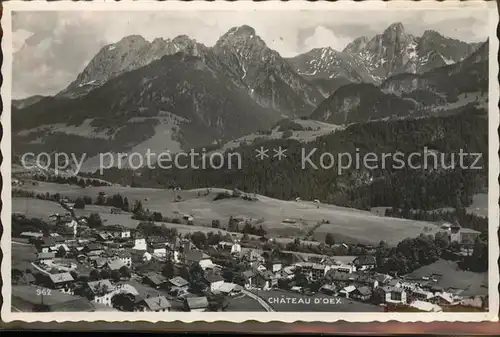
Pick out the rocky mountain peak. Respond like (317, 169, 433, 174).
(234, 25, 256, 37)
(216, 25, 263, 49)
(343, 36, 369, 54)
(382, 22, 410, 44)
(113, 35, 149, 50)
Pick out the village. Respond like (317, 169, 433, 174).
(11, 197, 488, 313)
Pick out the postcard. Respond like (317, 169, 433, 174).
(1, 0, 498, 323)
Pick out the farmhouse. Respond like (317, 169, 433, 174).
(136, 296, 172, 312)
(47, 272, 75, 290)
(184, 250, 203, 264)
(107, 251, 132, 267)
(36, 237, 57, 253)
(184, 296, 209, 312)
(37, 252, 55, 263)
(379, 286, 408, 304)
(133, 234, 147, 250)
(353, 255, 376, 270)
(352, 286, 372, 301)
(339, 285, 356, 298)
(85, 243, 105, 257)
(250, 271, 277, 290)
(108, 225, 131, 239)
(143, 272, 168, 289)
(82, 280, 116, 306)
(319, 284, 336, 296)
(205, 272, 225, 292)
(168, 276, 189, 290)
(105, 259, 127, 271)
(215, 282, 242, 296)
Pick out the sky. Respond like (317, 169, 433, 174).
(11, 9, 489, 99)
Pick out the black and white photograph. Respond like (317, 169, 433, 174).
(1, 1, 498, 323)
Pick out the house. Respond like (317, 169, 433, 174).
(386, 279, 401, 288)
(96, 232, 114, 243)
(105, 259, 127, 271)
(319, 284, 336, 296)
(271, 263, 282, 273)
(409, 287, 433, 301)
(199, 258, 216, 271)
(47, 272, 75, 289)
(353, 255, 376, 270)
(108, 251, 132, 267)
(215, 282, 242, 296)
(241, 269, 257, 288)
(37, 252, 55, 263)
(352, 286, 372, 301)
(184, 296, 209, 312)
(184, 250, 203, 264)
(453, 227, 481, 244)
(250, 271, 277, 290)
(256, 264, 267, 272)
(205, 272, 225, 292)
(147, 236, 169, 247)
(142, 252, 152, 262)
(133, 236, 147, 250)
(380, 286, 408, 304)
(230, 242, 242, 255)
(339, 285, 356, 298)
(218, 241, 234, 251)
(410, 300, 443, 312)
(143, 272, 168, 289)
(295, 262, 326, 281)
(91, 257, 108, 269)
(276, 266, 294, 280)
(150, 243, 167, 257)
(83, 279, 116, 306)
(244, 249, 265, 264)
(354, 273, 379, 289)
(36, 237, 57, 253)
(108, 225, 131, 239)
(328, 263, 356, 274)
(136, 296, 172, 312)
(169, 276, 190, 290)
(430, 292, 459, 306)
(85, 243, 105, 256)
(373, 273, 392, 285)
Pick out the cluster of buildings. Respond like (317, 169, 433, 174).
(16, 211, 485, 313)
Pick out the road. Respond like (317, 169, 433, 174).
(241, 289, 275, 312)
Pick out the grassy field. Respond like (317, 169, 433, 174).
(407, 259, 488, 296)
(12, 197, 67, 221)
(257, 289, 383, 312)
(16, 182, 443, 245)
(12, 242, 39, 272)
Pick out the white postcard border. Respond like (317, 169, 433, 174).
(1, 0, 499, 323)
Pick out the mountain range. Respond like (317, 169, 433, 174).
(12, 22, 488, 168)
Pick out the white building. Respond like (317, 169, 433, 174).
(230, 242, 242, 255)
(133, 238, 147, 250)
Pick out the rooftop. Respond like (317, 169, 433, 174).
(169, 276, 189, 288)
(144, 272, 167, 286)
(186, 296, 209, 309)
(143, 296, 172, 311)
(49, 273, 75, 284)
